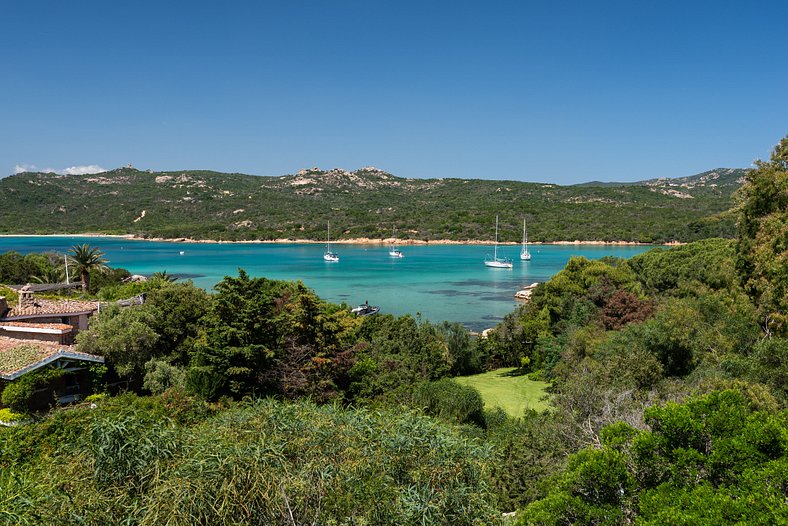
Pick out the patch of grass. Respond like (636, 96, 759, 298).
(454, 368, 551, 417)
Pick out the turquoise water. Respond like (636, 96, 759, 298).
(0, 236, 654, 330)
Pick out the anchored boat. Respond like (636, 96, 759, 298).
(484, 215, 513, 268)
(388, 226, 404, 258)
(351, 301, 380, 316)
(520, 219, 532, 261)
(323, 221, 339, 262)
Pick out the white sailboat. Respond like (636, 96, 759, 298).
(323, 221, 339, 262)
(484, 215, 513, 268)
(520, 219, 532, 261)
(388, 226, 404, 258)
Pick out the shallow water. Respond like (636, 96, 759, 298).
(0, 237, 654, 331)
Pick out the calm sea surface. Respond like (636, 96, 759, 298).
(0, 236, 654, 331)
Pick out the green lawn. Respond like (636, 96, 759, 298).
(455, 368, 551, 417)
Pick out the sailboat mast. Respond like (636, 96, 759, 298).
(522, 219, 526, 250)
(327, 221, 330, 251)
(494, 215, 499, 259)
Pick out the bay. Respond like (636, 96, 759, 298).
(0, 236, 654, 331)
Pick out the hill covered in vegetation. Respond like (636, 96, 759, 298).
(2, 138, 785, 524)
(0, 166, 746, 243)
(1, 134, 786, 522)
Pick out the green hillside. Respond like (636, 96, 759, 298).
(0, 166, 747, 243)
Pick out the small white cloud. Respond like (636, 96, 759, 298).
(11, 163, 106, 176)
(14, 163, 38, 174)
(60, 164, 106, 175)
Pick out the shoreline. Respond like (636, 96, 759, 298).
(0, 233, 681, 246)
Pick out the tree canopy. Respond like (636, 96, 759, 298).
(736, 135, 788, 335)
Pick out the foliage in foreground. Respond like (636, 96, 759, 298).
(77, 271, 491, 406)
(736, 135, 788, 335)
(517, 390, 787, 525)
(0, 394, 500, 526)
(479, 234, 786, 512)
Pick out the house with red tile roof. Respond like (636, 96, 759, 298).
(0, 289, 104, 411)
(0, 336, 104, 408)
(0, 337, 104, 381)
(0, 321, 75, 345)
(0, 287, 99, 342)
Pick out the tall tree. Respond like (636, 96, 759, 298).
(736, 135, 788, 335)
(69, 243, 108, 292)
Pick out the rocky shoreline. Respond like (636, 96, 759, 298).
(514, 282, 540, 301)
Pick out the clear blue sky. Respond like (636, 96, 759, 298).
(1, 1, 786, 183)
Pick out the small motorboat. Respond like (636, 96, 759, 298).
(351, 301, 380, 316)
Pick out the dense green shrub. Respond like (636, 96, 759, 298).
(485, 410, 574, 512)
(142, 359, 186, 394)
(517, 390, 788, 525)
(736, 136, 788, 334)
(348, 314, 457, 402)
(627, 238, 738, 293)
(413, 378, 485, 426)
(0, 408, 25, 423)
(88, 266, 130, 294)
(1, 379, 36, 414)
(186, 271, 361, 401)
(1, 396, 501, 525)
(78, 281, 209, 384)
(89, 409, 178, 491)
(77, 304, 159, 379)
(0, 251, 60, 284)
(1, 368, 68, 413)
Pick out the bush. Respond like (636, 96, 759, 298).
(89, 409, 178, 491)
(0, 408, 25, 423)
(83, 393, 108, 404)
(3, 397, 502, 525)
(143, 359, 186, 395)
(1, 368, 68, 413)
(1, 380, 36, 414)
(518, 390, 788, 525)
(413, 378, 486, 427)
(628, 238, 738, 293)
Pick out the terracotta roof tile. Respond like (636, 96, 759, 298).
(3, 299, 99, 319)
(0, 336, 103, 379)
(0, 321, 74, 331)
(0, 337, 62, 376)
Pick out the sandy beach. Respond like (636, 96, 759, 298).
(0, 233, 677, 246)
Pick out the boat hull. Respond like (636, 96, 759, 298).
(351, 305, 380, 316)
(484, 260, 513, 269)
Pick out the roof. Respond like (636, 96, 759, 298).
(0, 337, 104, 380)
(5, 283, 81, 293)
(2, 299, 99, 319)
(1, 321, 73, 331)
